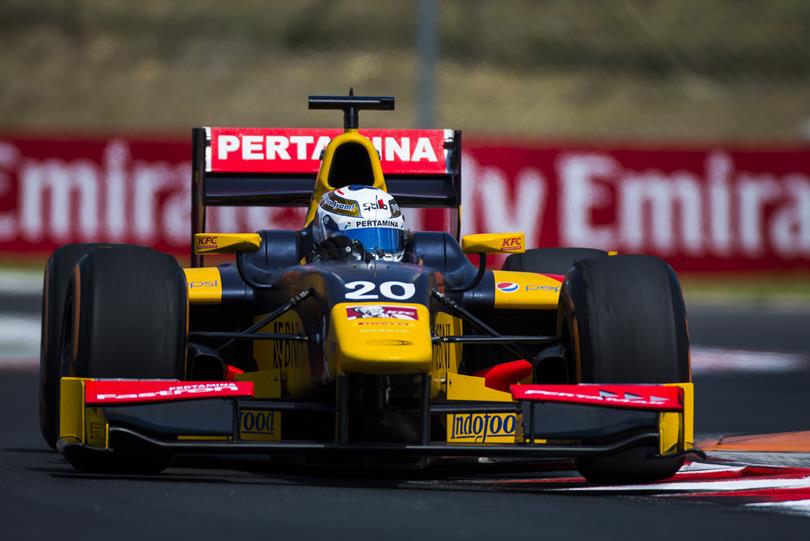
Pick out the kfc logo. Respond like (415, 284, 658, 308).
(500, 236, 523, 251)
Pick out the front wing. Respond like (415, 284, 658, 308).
(57, 377, 696, 469)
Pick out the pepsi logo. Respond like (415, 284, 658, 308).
(496, 282, 520, 293)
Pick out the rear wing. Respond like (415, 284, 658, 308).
(191, 127, 462, 264)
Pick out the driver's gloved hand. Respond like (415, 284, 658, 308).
(314, 236, 363, 261)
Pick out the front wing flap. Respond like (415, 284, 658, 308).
(57, 377, 695, 467)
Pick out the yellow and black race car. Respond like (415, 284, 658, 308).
(39, 94, 696, 483)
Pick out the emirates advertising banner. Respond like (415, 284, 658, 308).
(1, 134, 809, 272)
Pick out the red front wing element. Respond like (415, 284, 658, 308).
(85, 380, 254, 405)
(474, 360, 533, 393)
(510, 384, 683, 411)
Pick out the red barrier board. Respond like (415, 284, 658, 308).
(1, 135, 809, 271)
(461, 143, 810, 271)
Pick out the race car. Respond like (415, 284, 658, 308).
(39, 93, 695, 483)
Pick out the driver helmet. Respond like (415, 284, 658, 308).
(313, 186, 406, 261)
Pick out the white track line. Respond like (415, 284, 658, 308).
(0, 315, 40, 343)
(0, 315, 40, 364)
(691, 347, 806, 374)
(676, 462, 745, 474)
(748, 499, 810, 517)
(558, 476, 810, 493)
(0, 271, 41, 295)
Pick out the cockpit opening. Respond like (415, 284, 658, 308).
(327, 142, 375, 188)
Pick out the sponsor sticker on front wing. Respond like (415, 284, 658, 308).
(239, 409, 281, 441)
(446, 413, 517, 444)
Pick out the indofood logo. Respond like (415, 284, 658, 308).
(448, 413, 517, 443)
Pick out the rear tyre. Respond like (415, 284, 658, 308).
(39, 243, 136, 448)
(502, 247, 607, 275)
(60, 246, 187, 473)
(560, 254, 690, 484)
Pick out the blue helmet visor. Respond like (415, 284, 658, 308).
(342, 228, 404, 255)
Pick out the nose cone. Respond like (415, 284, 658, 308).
(327, 303, 433, 375)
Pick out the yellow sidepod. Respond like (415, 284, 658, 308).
(250, 310, 311, 397)
(327, 302, 432, 375)
(183, 267, 222, 304)
(491, 270, 562, 310)
(431, 312, 463, 397)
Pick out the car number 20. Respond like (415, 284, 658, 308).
(345, 280, 415, 300)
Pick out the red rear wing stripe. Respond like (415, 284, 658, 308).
(208, 128, 450, 175)
(510, 384, 683, 411)
(85, 380, 254, 405)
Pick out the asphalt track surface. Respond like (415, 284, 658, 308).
(2, 298, 810, 540)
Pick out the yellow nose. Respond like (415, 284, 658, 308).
(326, 302, 433, 376)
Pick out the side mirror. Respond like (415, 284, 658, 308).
(447, 232, 525, 293)
(461, 232, 525, 255)
(194, 233, 261, 255)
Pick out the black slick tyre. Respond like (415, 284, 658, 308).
(559, 254, 690, 484)
(66, 246, 187, 380)
(60, 246, 187, 473)
(39, 243, 131, 448)
(502, 247, 607, 275)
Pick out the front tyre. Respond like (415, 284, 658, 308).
(560, 254, 690, 484)
(67, 246, 187, 380)
(60, 246, 187, 473)
(39, 243, 142, 448)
